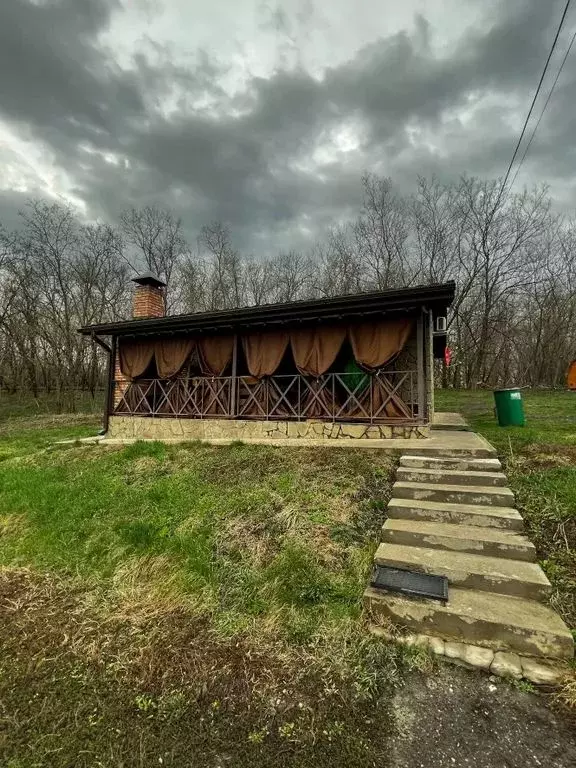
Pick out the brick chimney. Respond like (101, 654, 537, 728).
(131, 273, 166, 318)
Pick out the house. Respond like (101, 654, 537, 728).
(79, 276, 455, 442)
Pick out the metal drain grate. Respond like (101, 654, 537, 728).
(370, 564, 448, 603)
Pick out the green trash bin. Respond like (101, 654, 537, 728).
(493, 388, 525, 427)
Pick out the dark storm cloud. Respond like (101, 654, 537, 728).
(0, 0, 143, 140)
(0, 0, 574, 252)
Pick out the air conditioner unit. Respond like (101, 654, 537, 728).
(435, 316, 447, 333)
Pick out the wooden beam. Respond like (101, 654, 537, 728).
(103, 335, 116, 434)
(230, 333, 238, 417)
(91, 332, 111, 354)
(416, 311, 426, 422)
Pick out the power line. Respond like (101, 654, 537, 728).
(509, 26, 576, 190)
(498, 0, 572, 199)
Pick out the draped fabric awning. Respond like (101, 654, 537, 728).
(119, 341, 155, 379)
(242, 331, 289, 378)
(198, 336, 235, 376)
(118, 318, 414, 381)
(155, 338, 195, 379)
(290, 326, 347, 377)
(349, 318, 413, 371)
(119, 338, 198, 380)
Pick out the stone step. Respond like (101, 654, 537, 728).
(392, 481, 515, 507)
(399, 455, 502, 472)
(374, 543, 551, 600)
(401, 430, 497, 459)
(431, 412, 470, 431)
(396, 467, 508, 487)
(381, 519, 536, 561)
(364, 586, 574, 660)
(387, 498, 524, 530)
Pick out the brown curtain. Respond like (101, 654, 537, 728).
(349, 318, 413, 370)
(242, 331, 289, 378)
(119, 340, 155, 379)
(154, 338, 195, 379)
(198, 336, 234, 375)
(290, 326, 346, 376)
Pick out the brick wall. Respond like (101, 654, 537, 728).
(132, 285, 165, 319)
(113, 348, 128, 407)
(110, 283, 165, 412)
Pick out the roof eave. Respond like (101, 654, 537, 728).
(78, 281, 455, 337)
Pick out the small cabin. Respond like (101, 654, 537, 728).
(80, 277, 455, 442)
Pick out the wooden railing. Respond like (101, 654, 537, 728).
(112, 370, 421, 424)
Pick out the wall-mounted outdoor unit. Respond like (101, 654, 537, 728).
(435, 315, 447, 333)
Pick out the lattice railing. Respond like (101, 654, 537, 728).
(112, 370, 420, 423)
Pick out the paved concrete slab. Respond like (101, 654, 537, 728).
(364, 586, 573, 659)
(432, 412, 470, 430)
(64, 428, 498, 457)
(374, 542, 551, 600)
(382, 519, 536, 561)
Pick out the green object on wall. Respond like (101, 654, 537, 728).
(493, 388, 525, 427)
(344, 358, 369, 393)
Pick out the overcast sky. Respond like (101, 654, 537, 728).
(1, 0, 575, 254)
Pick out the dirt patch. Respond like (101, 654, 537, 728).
(505, 443, 576, 469)
(1, 569, 575, 767)
(390, 664, 576, 768)
(0, 568, 406, 768)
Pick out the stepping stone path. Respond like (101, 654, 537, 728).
(364, 440, 575, 684)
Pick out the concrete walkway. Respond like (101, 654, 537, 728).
(65, 426, 495, 455)
(432, 411, 470, 430)
(365, 429, 574, 682)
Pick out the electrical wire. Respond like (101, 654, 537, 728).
(497, 0, 572, 200)
(509, 26, 576, 190)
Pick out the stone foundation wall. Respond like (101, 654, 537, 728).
(108, 416, 430, 441)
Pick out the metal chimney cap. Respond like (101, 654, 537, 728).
(131, 272, 166, 288)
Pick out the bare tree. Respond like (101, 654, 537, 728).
(119, 206, 187, 305)
(270, 250, 315, 303)
(314, 226, 363, 297)
(354, 173, 412, 289)
(244, 257, 274, 306)
(1, 172, 575, 397)
(198, 221, 246, 310)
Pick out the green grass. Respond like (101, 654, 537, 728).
(0, 389, 105, 419)
(435, 388, 576, 450)
(0, 438, 392, 637)
(0, 403, 422, 766)
(1, 391, 575, 764)
(0, 414, 101, 461)
(436, 388, 576, 629)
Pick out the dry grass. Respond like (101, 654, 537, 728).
(0, 567, 413, 767)
(556, 678, 576, 710)
(0, 440, 393, 646)
(0, 436, 409, 765)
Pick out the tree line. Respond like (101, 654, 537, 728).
(1, 172, 575, 398)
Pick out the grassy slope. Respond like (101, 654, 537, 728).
(0, 437, 391, 638)
(1, 394, 575, 765)
(436, 389, 576, 630)
(0, 413, 424, 767)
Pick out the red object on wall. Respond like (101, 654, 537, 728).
(444, 347, 452, 367)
